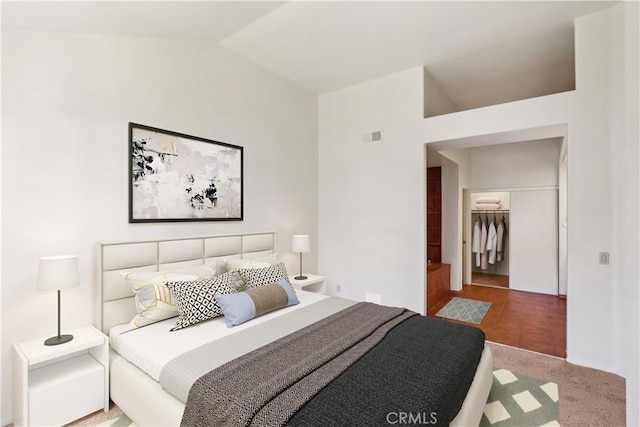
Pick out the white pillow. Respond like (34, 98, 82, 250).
(223, 254, 280, 272)
(476, 196, 501, 204)
(225, 259, 271, 271)
(122, 266, 216, 331)
(475, 203, 501, 210)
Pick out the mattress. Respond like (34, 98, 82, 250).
(110, 290, 328, 382)
(109, 290, 493, 426)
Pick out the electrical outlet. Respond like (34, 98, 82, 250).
(336, 283, 342, 292)
(599, 252, 610, 265)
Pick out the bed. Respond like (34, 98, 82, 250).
(98, 232, 493, 426)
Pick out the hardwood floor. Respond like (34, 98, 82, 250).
(471, 272, 509, 288)
(428, 284, 566, 358)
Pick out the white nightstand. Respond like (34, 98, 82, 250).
(289, 274, 326, 294)
(12, 326, 109, 427)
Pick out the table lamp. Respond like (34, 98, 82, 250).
(291, 235, 310, 280)
(38, 255, 80, 346)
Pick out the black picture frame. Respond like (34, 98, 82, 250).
(129, 123, 243, 222)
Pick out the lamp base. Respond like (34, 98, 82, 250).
(44, 334, 73, 346)
(294, 275, 308, 280)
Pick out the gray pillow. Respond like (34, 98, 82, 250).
(238, 262, 289, 289)
(215, 278, 299, 327)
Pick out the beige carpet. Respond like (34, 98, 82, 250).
(66, 403, 123, 427)
(487, 341, 626, 426)
(68, 341, 627, 427)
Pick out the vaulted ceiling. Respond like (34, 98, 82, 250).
(2, 1, 615, 109)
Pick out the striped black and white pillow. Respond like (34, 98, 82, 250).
(166, 271, 236, 331)
(238, 262, 289, 289)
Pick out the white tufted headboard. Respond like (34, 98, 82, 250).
(97, 232, 276, 334)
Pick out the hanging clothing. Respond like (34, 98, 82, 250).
(472, 218, 481, 267)
(480, 218, 489, 270)
(497, 218, 507, 262)
(488, 219, 498, 265)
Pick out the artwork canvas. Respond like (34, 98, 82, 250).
(129, 123, 243, 222)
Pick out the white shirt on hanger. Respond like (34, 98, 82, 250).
(480, 219, 489, 270)
(488, 220, 498, 264)
(497, 219, 506, 262)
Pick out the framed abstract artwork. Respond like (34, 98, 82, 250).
(129, 123, 243, 222)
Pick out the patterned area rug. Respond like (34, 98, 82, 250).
(481, 368, 559, 427)
(436, 297, 492, 324)
(99, 368, 558, 427)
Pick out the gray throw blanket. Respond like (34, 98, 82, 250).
(180, 302, 416, 427)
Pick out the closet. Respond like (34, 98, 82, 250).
(468, 189, 559, 295)
(471, 192, 510, 288)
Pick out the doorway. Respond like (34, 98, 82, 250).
(425, 134, 568, 358)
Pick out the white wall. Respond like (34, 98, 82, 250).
(468, 139, 561, 190)
(558, 151, 567, 295)
(439, 149, 470, 189)
(423, 67, 457, 118)
(0, 1, 4, 417)
(441, 157, 460, 290)
(567, 5, 615, 372)
(1, 30, 318, 424)
(318, 67, 424, 312)
(611, 2, 640, 424)
(438, 149, 471, 285)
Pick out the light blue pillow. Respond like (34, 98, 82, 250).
(215, 278, 300, 328)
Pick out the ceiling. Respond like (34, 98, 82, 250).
(2, 1, 616, 109)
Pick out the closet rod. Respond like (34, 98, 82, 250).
(471, 210, 510, 213)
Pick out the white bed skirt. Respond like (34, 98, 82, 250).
(110, 345, 493, 427)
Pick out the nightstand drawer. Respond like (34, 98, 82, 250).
(29, 354, 104, 426)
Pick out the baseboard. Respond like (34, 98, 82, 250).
(486, 340, 565, 361)
(564, 355, 623, 377)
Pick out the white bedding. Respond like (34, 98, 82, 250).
(110, 290, 327, 381)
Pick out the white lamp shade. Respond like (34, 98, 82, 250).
(291, 235, 311, 253)
(37, 255, 80, 291)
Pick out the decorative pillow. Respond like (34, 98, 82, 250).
(204, 255, 279, 290)
(227, 270, 246, 291)
(223, 259, 272, 292)
(166, 271, 237, 331)
(238, 262, 289, 290)
(215, 278, 299, 327)
(122, 266, 216, 331)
